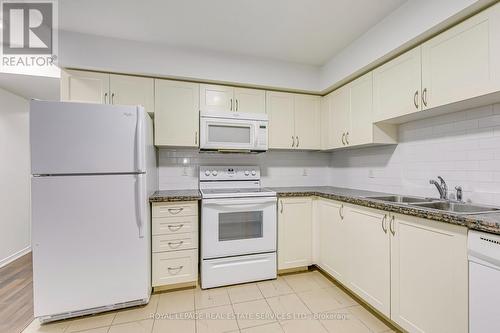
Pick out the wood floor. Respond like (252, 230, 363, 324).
(0, 253, 34, 333)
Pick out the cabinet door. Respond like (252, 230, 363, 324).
(278, 197, 312, 270)
(421, 3, 500, 110)
(155, 79, 200, 147)
(61, 69, 109, 104)
(233, 87, 266, 113)
(109, 74, 154, 114)
(348, 72, 373, 146)
(373, 47, 422, 122)
(320, 94, 332, 150)
(330, 86, 350, 149)
(345, 205, 390, 317)
(266, 92, 295, 149)
(317, 199, 348, 284)
(200, 84, 234, 113)
(294, 94, 321, 150)
(391, 214, 468, 333)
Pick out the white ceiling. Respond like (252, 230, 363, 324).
(60, 0, 406, 66)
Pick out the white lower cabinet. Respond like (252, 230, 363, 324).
(345, 205, 391, 317)
(316, 199, 349, 284)
(277, 197, 312, 270)
(390, 213, 468, 333)
(311, 197, 468, 333)
(151, 201, 199, 289)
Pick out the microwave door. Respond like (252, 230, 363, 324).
(201, 119, 255, 150)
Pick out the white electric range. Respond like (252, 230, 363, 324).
(199, 166, 277, 289)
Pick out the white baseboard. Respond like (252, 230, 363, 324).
(0, 246, 31, 268)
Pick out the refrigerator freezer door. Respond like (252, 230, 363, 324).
(31, 174, 150, 318)
(30, 101, 145, 175)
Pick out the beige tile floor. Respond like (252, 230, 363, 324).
(22, 270, 399, 333)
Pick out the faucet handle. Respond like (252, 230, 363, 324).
(455, 186, 463, 202)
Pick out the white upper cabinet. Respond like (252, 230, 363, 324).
(199, 84, 234, 113)
(154, 80, 200, 147)
(349, 72, 374, 146)
(267, 91, 295, 149)
(109, 74, 154, 114)
(267, 92, 321, 150)
(373, 47, 422, 122)
(293, 94, 321, 150)
(233, 87, 266, 113)
(61, 70, 155, 114)
(61, 69, 109, 104)
(421, 2, 500, 110)
(329, 85, 350, 149)
(200, 84, 265, 113)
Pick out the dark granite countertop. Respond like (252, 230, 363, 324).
(269, 186, 500, 235)
(150, 189, 201, 202)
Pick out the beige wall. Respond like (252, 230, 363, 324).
(0, 88, 31, 267)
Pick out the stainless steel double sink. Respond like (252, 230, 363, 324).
(365, 195, 500, 215)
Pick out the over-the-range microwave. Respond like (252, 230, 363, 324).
(199, 112, 268, 153)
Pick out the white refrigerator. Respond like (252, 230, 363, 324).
(30, 100, 157, 322)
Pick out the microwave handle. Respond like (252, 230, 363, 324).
(203, 198, 277, 206)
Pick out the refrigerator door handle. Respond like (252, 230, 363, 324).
(135, 107, 145, 172)
(136, 175, 145, 238)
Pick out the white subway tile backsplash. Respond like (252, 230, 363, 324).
(330, 103, 500, 205)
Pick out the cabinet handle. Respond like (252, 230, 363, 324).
(168, 207, 184, 215)
(422, 88, 428, 107)
(167, 224, 184, 231)
(296, 136, 299, 148)
(413, 90, 419, 109)
(345, 132, 349, 145)
(389, 216, 395, 235)
(104, 92, 108, 104)
(236, 99, 239, 111)
(111, 92, 115, 104)
(167, 240, 184, 249)
(341, 133, 346, 145)
(195, 131, 198, 145)
(291, 136, 295, 148)
(167, 266, 184, 274)
(382, 215, 388, 233)
(339, 204, 344, 219)
(280, 200, 283, 213)
(230, 98, 233, 111)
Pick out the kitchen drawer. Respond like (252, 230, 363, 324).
(152, 202, 198, 218)
(152, 215, 198, 235)
(152, 233, 198, 253)
(152, 249, 198, 287)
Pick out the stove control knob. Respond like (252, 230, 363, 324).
(212, 170, 218, 176)
(205, 170, 210, 176)
(244, 170, 250, 176)
(251, 170, 257, 176)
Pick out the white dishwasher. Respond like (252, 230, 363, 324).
(468, 230, 500, 333)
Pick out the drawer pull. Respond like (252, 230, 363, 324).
(167, 265, 184, 274)
(167, 241, 184, 249)
(167, 224, 184, 231)
(167, 208, 184, 215)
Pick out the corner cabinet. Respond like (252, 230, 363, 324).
(322, 72, 397, 150)
(61, 69, 154, 115)
(390, 213, 468, 333)
(277, 197, 312, 270)
(154, 79, 200, 147)
(267, 92, 321, 150)
(200, 84, 265, 113)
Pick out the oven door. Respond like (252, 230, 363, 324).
(200, 117, 257, 151)
(201, 197, 277, 259)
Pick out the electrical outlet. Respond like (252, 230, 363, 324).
(182, 167, 189, 176)
(302, 168, 308, 176)
(368, 169, 375, 178)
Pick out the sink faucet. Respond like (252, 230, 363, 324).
(429, 176, 448, 200)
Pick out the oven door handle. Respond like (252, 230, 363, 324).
(203, 198, 277, 206)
